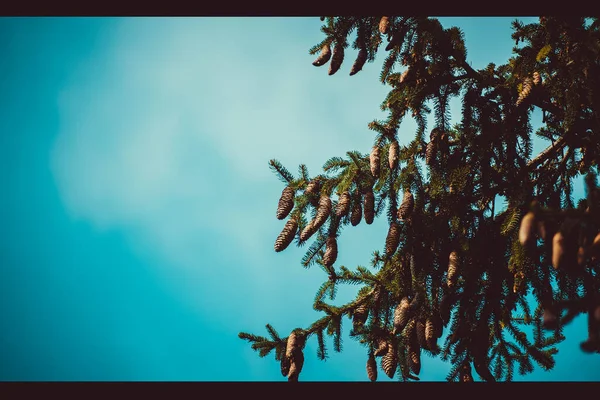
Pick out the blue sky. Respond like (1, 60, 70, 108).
(1, 16, 599, 381)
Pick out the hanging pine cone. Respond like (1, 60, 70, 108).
(280, 355, 291, 377)
(379, 16, 390, 34)
(519, 211, 536, 248)
(393, 297, 410, 333)
(385, 222, 400, 256)
(374, 339, 389, 357)
(460, 362, 473, 382)
(287, 349, 304, 381)
(353, 304, 369, 330)
(336, 191, 351, 217)
(416, 321, 427, 349)
(367, 353, 378, 382)
(323, 236, 338, 267)
(407, 345, 421, 375)
(286, 331, 299, 359)
(425, 140, 437, 166)
(299, 220, 317, 242)
(399, 69, 409, 83)
(370, 146, 381, 178)
(312, 44, 332, 67)
(388, 140, 399, 170)
(305, 179, 321, 200)
(397, 190, 414, 221)
(364, 189, 375, 225)
(351, 198, 363, 226)
(328, 44, 344, 76)
(380, 342, 398, 379)
(350, 48, 368, 76)
(274, 218, 298, 252)
(277, 186, 295, 220)
(313, 195, 332, 230)
(533, 71, 541, 85)
(552, 231, 565, 269)
(447, 251, 459, 287)
(516, 77, 533, 106)
(425, 318, 437, 350)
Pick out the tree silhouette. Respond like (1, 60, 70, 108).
(239, 16, 600, 382)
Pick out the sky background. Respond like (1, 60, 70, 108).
(1, 16, 599, 381)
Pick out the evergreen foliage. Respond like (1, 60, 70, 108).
(239, 16, 600, 381)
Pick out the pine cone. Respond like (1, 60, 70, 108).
(379, 16, 390, 34)
(397, 190, 414, 221)
(287, 349, 304, 381)
(388, 140, 399, 170)
(370, 146, 381, 178)
(323, 236, 338, 267)
(533, 71, 541, 85)
(274, 218, 298, 252)
(399, 69, 409, 83)
(328, 44, 344, 76)
(277, 186, 295, 220)
(516, 77, 533, 106)
(519, 211, 536, 248)
(351, 198, 362, 226)
(353, 304, 369, 329)
(336, 191, 351, 217)
(407, 345, 421, 375)
(280, 355, 291, 377)
(364, 189, 375, 225)
(416, 321, 427, 349)
(312, 44, 332, 67)
(305, 179, 321, 197)
(350, 48, 368, 76)
(425, 318, 437, 350)
(552, 231, 565, 269)
(314, 195, 332, 230)
(447, 251, 459, 287)
(393, 297, 410, 333)
(300, 220, 317, 242)
(286, 331, 299, 359)
(380, 342, 398, 379)
(425, 139, 437, 166)
(385, 222, 400, 256)
(367, 353, 378, 381)
(374, 339, 389, 357)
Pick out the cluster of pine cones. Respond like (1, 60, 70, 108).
(519, 203, 600, 352)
